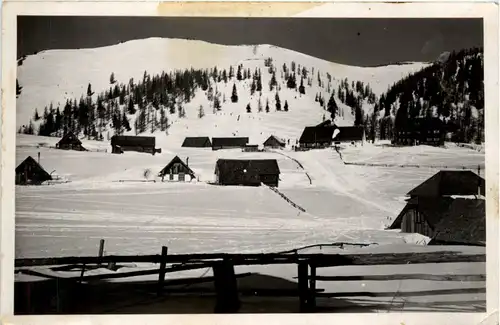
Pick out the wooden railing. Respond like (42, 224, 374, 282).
(15, 244, 486, 314)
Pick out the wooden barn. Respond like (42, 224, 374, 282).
(181, 137, 212, 148)
(333, 126, 366, 145)
(393, 117, 446, 147)
(388, 170, 485, 239)
(212, 137, 249, 151)
(298, 126, 335, 149)
(158, 156, 195, 182)
(111, 135, 161, 155)
(214, 159, 281, 187)
(55, 132, 86, 151)
(15, 156, 52, 185)
(263, 135, 286, 149)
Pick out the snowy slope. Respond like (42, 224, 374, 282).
(16, 37, 429, 139)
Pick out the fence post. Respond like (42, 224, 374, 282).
(213, 258, 240, 313)
(298, 261, 309, 312)
(157, 246, 168, 296)
(308, 262, 317, 312)
(97, 239, 105, 266)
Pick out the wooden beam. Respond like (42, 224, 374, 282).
(313, 273, 486, 282)
(213, 259, 240, 313)
(297, 262, 309, 312)
(317, 287, 486, 298)
(157, 246, 168, 296)
(15, 251, 485, 268)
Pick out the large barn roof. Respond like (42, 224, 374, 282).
(182, 137, 212, 148)
(430, 198, 486, 246)
(212, 137, 249, 147)
(408, 170, 485, 197)
(215, 159, 281, 176)
(111, 135, 156, 147)
(299, 126, 335, 144)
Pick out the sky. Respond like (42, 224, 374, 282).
(17, 17, 483, 67)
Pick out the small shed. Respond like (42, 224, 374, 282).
(55, 132, 86, 151)
(243, 144, 259, 152)
(158, 156, 195, 182)
(111, 135, 161, 155)
(214, 159, 281, 187)
(333, 126, 366, 145)
(181, 137, 212, 148)
(15, 156, 52, 185)
(263, 135, 286, 149)
(298, 126, 335, 149)
(212, 137, 249, 151)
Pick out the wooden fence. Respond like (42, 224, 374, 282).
(15, 243, 486, 314)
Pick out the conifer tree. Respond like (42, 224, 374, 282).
(275, 92, 281, 111)
(284, 100, 289, 112)
(327, 93, 338, 118)
(258, 96, 263, 112)
(237, 65, 243, 81)
(265, 99, 270, 113)
(246, 103, 251, 113)
(231, 84, 238, 103)
(299, 77, 305, 94)
(198, 105, 205, 119)
(110, 72, 116, 85)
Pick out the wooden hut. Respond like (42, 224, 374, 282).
(388, 170, 485, 238)
(214, 159, 280, 187)
(158, 156, 195, 182)
(263, 135, 286, 149)
(15, 156, 52, 185)
(181, 137, 212, 148)
(298, 126, 335, 149)
(111, 135, 161, 155)
(55, 132, 86, 151)
(212, 137, 249, 151)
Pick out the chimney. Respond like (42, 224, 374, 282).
(186, 157, 189, 167)
(38, 152, 40, 164)
(478, 165, 481, 198)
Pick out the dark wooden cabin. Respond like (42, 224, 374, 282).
(214, 159, 281, 187)
(298, 126, 335, 149)
(333, 126, 366, 145)
(243, 144, 259, 152)
(15, 156, 52, 185)
(393, 117, 446, 146)
(55, 132, 86, 151)
(212, 137, 249, 151)
(111, 135, 161, 155)
(181, 137, 212, 148)
(158, 156, 195, 182)
(263, 135, 286, 149)
(388, 170, 485, 239)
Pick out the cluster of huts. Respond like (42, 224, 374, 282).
(181, 135, 287, 151)
(16, 131, 283, 188)
(387, 170, 486, 246)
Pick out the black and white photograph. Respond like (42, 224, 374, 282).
(4, 7, 497, 317)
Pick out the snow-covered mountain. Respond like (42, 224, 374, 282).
(16, 37, 430, 146)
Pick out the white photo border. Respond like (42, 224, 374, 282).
(1, 2, 498, 325)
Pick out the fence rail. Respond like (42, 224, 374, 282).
(15, 243, 486, 314)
